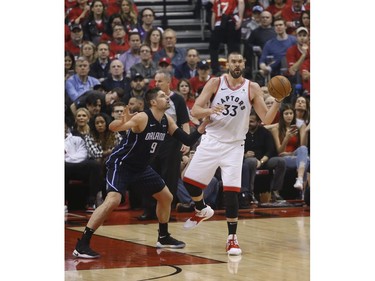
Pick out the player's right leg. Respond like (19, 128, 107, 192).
(182, 182, 214, 230)
(73, 166, 124, 259)
(73, 192, 122, 258)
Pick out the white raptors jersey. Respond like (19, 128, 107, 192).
(206, 75, 252, 142)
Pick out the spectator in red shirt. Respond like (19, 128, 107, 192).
(65, 24, 85, 59)
(281, 0, 308, 35)
(189, 60, 214, 96)
(286, 26, 309, 86)
(108, 24, 130, 59)
(66, 0, 91, 25)
(266, 0, 286, 18)
(148, 57, 179, 91)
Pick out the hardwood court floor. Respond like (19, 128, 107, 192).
(65, 204, 310, 281)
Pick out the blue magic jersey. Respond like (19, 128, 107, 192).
(206, 75, 252, 142)
(106, 109, 169, 171)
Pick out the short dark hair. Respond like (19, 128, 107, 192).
(111, 101, 126, 112)
(111, 87, 125, 98)
(145, 87, 161, 107)
(86, 92, 102, 106)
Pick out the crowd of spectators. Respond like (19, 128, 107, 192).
(65, 0, 311, 212)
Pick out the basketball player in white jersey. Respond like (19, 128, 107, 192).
(182, 52, 283, 256)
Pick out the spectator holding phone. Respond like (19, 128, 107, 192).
(269, 103, 309, 191)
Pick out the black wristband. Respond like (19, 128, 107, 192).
(172, 128, 202, 146)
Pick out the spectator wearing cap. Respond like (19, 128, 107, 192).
(66, 56, 101, 103)
(189, 60, 214, 96)
(108, 24, 130, 59)
(153, 28, 187, 70)
(66, 0, 90, 24)
(129, 73, 147, 100)
(174, 48, 200, 80)
(286, 26, 310, 94)
(241, 5, 264, 41)
(101, 59, 132, 103)
(65, 23, 84, 58)
(118, 31, 142, 77)
(129, 44, 157, 86)
(89, 42, 112, 82)
(243, 0, 263, 19)
(148, 57, 179, 91)
(281, 0, 309, 35)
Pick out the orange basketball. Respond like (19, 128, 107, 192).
(267, 75, 292, 100)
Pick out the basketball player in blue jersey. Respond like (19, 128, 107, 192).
(182, 52, 284, 256)
(73, 87, 210, 259)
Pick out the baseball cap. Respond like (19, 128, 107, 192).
(296, 26, 309, 34)
(158, 57, 171, 66)
(252, 5, 264, 13)
(132, 72, 144, 81)
(70, 23, 82, 31)
(197, 60, 210, 69)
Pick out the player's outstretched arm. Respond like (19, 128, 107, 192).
(191, 77, 224, 119)
(251, 82, 282, 125)
(109, 106, 145, 132)
(167, 115, 210, 146)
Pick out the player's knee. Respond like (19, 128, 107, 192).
(183, 182, 203, 197)
(224, 191, 239, 218)
(106, 192, 122, 207)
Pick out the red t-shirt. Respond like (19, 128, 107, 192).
(281, 5, 304, 34)
(286, 44, 310, 75)
(212, 0, 238, 20)
(266, 4, 284, 17)
(301, 59, 310, 94)
(284, 134, 299, 153)
(66, 6, 90, 24)
(109, 39, 130, 58)
(65, 40, 81, 58)
(189, 76, 214, 96)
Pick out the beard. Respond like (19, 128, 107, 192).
(229, 68, 243, 79)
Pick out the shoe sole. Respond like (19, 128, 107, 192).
(183, 210, 214, 230)
(156, 242, 186, 249)
(72, 249, 100, 259)
(227, 249, 242, 256)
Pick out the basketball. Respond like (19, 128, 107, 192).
(267, 75, 292, 100)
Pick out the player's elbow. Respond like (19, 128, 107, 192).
(108, 122, 118, 132)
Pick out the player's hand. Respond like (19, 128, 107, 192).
(121, 105, 137, 123)
(210, 104, 225, 115)
(181, 144, 190, 154)
(197, 117, 212, 134)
